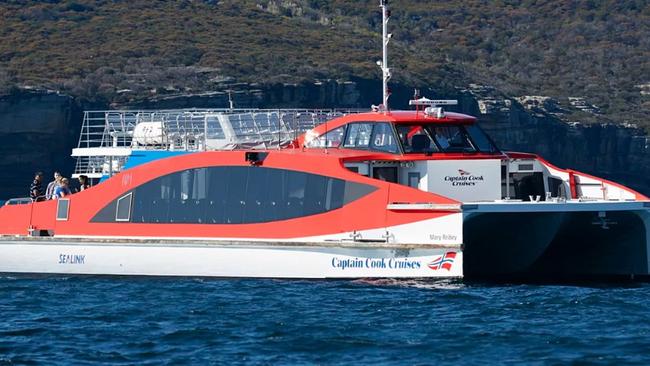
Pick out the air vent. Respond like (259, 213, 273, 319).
(518, 164, 534, 171)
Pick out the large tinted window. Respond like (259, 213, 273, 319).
(464, 124, 499, 153)
(429, 125, 474, 152)
(396, 125, 438, 153)
(395, 124, 500, 154)
(92, 166, 376, 224)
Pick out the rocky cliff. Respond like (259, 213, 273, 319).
(0, 90, 84, 197)
(1, 80, 648, 199)
(459, 85, 650, 194)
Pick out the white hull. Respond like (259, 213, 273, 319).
(0, 239, 462, 279)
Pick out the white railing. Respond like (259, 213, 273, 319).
(73, 108, 363, 178)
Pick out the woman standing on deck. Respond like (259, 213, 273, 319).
(53, 178, 71, 199)
(77, 175, 90, 192)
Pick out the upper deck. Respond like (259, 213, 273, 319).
(72, 108, 362, 178)
(71, 107, 484, 179)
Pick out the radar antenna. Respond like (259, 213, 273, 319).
(377, 0, 392, 111)
(227, 90, 235, 110)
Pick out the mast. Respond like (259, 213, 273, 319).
(379, 0, 391, 111)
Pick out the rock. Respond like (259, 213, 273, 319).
(463, 85, 649, 194)
(0, 89, 86, 197)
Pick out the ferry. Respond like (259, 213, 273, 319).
(0, 1, 648, 279)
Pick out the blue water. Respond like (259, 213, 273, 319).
(1, 278, 650, 365)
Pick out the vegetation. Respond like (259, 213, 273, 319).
(0, 0, 648, 126)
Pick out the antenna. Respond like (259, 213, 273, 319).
(378, 0, 391, 111)
(227, 90, 234, 110)
(409, 97, 458, 118)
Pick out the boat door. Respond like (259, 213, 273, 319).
(336, 168, 391, 242)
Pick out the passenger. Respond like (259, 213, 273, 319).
(53, 178, 71, 199)
(46, 171, 62, 200)
(77, 175, 90, 192)
(29, 172, 44, 201)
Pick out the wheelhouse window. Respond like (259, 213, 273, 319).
(430, 125, 474, 152)
(396, 125, 438, 153)
(464, 124, 499, 153)
(91, 166, 377, 224)
(369, 123, 398, 153)
(343, 122, 399, 153)
(305, 126, 346, 148)
(396, 123, 499, 154)
(344, 123, 373, 148)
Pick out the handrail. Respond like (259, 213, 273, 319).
(73, 109, 365, 178)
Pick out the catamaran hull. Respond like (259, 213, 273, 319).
(463, 202, 650, 279)
(0, 239, 462, 279)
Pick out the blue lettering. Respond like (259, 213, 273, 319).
(388, 258, 421, 269)
(332, 257, 419, 271)
(58, 254, 85, 265)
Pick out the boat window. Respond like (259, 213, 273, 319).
(396, 124, 499, 154)
(344, 123, 373, 148)
(115, 193, 132, 222)
(305, 126, 346, 148)
(429, 126, 474, 152)
(373, 167, 398, 183)
(56, 199, 70, 221)
(408, 172, 421, 188)
(369, 123, 398, 153)
(343, 122, 399, 153)
(464, 124, 499, 153)
(91, 166, 377, 224)
(396, 125, 438, 153)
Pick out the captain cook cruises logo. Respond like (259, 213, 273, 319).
(444, 169, 484, 187)
(427, 252, 457, 271)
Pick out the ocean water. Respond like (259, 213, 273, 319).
(1, 277, 650, 365)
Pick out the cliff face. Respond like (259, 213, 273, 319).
(0, 90, 84, 197)
(459, 85, 650, 194)
(0, 81, 648, 199)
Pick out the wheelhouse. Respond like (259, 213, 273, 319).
(302, 111, 500, 156)
(297, 110, 644, 204)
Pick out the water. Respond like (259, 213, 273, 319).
(1, 277, 650, 365)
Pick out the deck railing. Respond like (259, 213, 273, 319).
(73, 108, 363, 178)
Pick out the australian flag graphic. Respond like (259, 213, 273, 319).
(427, 252, 457, 271)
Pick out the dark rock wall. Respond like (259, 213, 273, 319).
(0, 90, 86, 198)
(457, 91, 650, 195)
(0, 81, 648, 199)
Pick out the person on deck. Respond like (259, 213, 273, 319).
(46, 171, 62, 200)
(53, 178, 71, 199)
(77, 175, 90, 192)
(29, 172, 44, 201)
